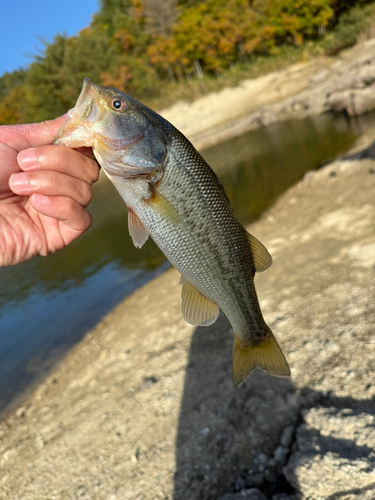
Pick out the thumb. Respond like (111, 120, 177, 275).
(0, 115, 68, 152)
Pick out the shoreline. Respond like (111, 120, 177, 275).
(161, 38, 375, 151)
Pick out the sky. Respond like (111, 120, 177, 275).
(0, 0, 99, 76)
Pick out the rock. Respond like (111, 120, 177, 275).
(327, 87, 375, 117)
(256, 453, 269, 465)
(245, 473, 264, 488)
(272, 495, 301, 500)
(255, 46, 375, 124)
(310, 69, 330, 85)
(235, 476, 246, 491)
(280, 425, 295, 448)
(219, 488, 268, 500)
(283, 407, 375, 499)
(264, 467, 277, 483)
(274, 445, 289, 465)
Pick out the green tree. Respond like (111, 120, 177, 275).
(93, 0, 132, 35)
(23, 28, 120, 122)
(0, 69, 27, 124)
(0, 69, 26, 99)
(262, 0, 333, 46)
(0, 85, 27, 124)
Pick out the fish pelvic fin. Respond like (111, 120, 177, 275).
(232, 330, 290, 386)
(245, 230, 272, 272)
(128, 208, 149, 248)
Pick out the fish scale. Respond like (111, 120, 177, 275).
(54, 77, 290, 385)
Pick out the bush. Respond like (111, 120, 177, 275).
(325, 3, 375, 54)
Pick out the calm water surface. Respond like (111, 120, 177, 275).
(0, 112, 374, 414)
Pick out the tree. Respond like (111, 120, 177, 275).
(92, 0, 133, 35)
(259, 0, 333, 46)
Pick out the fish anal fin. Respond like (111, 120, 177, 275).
(232, 330, 290, 386)
(180, 277, 219, 327)
(128, 208, 149, 248)
(245, 230, 272, 272)
(145, 187, 179, 225)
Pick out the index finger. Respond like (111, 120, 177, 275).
(18, 144, 100, 185)
(0, 116, 67, 152)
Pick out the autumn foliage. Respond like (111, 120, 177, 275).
(0, 0, 371, 124)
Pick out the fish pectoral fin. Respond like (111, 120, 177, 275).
(232, 330, 290, 386)
(145, 188, 179, 225)
(245, 230, 272, 272)
(180, 276, 219, 327)
(128, 208, 149, 248)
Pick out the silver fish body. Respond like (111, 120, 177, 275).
(55, 78, 290, 384)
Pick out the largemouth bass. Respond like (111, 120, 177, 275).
(54, 78, 290, 385)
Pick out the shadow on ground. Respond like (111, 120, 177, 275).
(172, 315, 375, 499)
(172, 313, 299, 500)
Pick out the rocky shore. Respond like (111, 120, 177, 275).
(163, 38, 375, 151)
(1, 40, 375, 500)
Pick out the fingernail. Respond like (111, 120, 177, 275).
(18, 148, 37, 169)
(32, 193, 49, 205)
(9, 173, 30, 193)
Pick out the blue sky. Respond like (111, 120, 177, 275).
(0, 0, 99, 76)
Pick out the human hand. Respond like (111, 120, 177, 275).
(0, 117, 100, 266)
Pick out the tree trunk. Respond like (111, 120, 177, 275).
(194, 59, 204, 79)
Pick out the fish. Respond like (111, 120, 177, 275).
(54, 78, 290, 385)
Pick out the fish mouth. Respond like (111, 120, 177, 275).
(53, 78, 102, 147)
(54, 78, 144, 154)
(54, 77, 162, 179)
(99, 163, 157, 179)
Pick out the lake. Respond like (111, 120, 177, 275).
(0, 111, 374, 416)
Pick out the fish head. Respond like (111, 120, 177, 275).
(54, 78, 167, 178)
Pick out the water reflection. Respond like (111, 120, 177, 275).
(203, 113, 360, 222)
(0, 112, 373, 414)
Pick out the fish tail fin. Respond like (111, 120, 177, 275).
(232, 329, 290, 386)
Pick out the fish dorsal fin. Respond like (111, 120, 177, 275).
(245, 230, 272, 272)
(180, 276, 219, 327)
(128, 208, 149, 248)
(232, 330, 290, 386)
(145, 187, 180, 225)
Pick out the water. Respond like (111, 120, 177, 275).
(0, 112, 373, 415)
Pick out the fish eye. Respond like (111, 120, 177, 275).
(111, 99, 126, 110)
